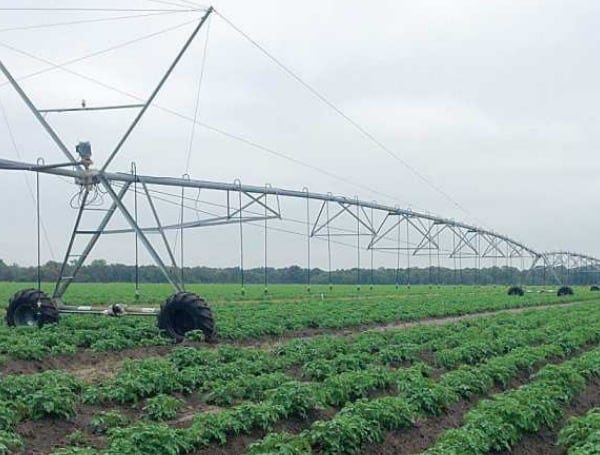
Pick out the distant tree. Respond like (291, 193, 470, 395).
(0, 258, 594, 286)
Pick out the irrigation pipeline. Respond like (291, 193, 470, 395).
(1, 160, 600, 281)
(0, 156, 559, 261)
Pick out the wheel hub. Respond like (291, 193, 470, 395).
(13, 304, 37, 326)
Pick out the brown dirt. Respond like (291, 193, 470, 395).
(358, 300, 585, 332)
(171, 392, 227, 427)
(366, 397, 482, 455)
(15, 404, 110, 455)
(1, 345, 176, 378)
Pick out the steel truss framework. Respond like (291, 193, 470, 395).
(540, 252, 600, 272)
(0, 5, 598, 314)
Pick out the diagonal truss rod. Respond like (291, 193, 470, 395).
(100, 7, 213, 172)
(448, 226, 480, 257)
(411, 221, 443, 254)
(480, 232, 507, 258)
(141, 182, 180, 277)
(53, 183, 130, 301)
(99, 177, 182, 290)
(0, 60, 78, 165)
(227, 190, 281, 220)
(312, 200, 376, 237)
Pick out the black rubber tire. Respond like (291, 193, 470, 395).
(557, 286, 574, 297)
(157, 291, 216, 343)
(6, 289, 59, 328)
(507, 286, 524, 296)
(590, 285, 600, 291)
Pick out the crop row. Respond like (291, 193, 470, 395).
(81, 303, 600, 406)
(0, 302, 585, 438)
(557, 408, 600, 454)
(0, 370, 83, 453)
(231, 302, 596, 370)
(4, 302, 599, 454)
(0, 285, 593, 361)
(213, 287, 590, 339)
(40, 343, 600, 455)
(0, 283, 487, 307)
(419, 346, 600, 454)
(48, 365, 421, 455)
(208, 306, 600, 407)
(247, 323, 600, 454)
(50, 318, 600, 455)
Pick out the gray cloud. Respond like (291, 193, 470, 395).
(0, 0, 598, 270)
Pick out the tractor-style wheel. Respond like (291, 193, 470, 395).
(507, 286, 524, 296)
(557, 286, 574, 297)
(157, 291, 217, 343)
(6, 289, 59, 327)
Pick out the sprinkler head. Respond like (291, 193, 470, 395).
(75, 141, 93, 169)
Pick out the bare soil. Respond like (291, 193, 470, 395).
(15, 404, 110, 455)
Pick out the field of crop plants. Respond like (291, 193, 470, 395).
(0, 283, 600, 454)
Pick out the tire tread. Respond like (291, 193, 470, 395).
(157, 291, 217, 343)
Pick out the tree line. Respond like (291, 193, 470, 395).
(0, 259, 597, 286)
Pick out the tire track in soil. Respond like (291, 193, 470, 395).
(1, 345, 177, 381)
(0, 300, 590, 380)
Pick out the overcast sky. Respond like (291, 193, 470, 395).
(0, 0, 598, 270)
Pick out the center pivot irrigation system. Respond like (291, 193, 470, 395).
(1, 6, 599, 342)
